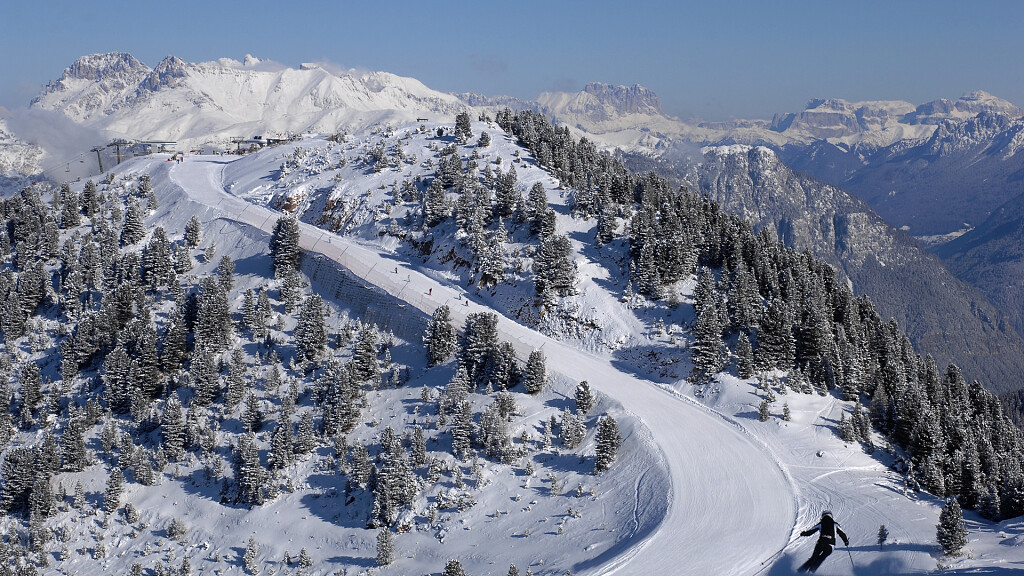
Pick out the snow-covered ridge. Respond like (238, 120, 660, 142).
(29, 52, 470, 151)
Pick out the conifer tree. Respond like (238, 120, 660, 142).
(560, 410, 586, 449)
(937, 498, 968, 556)
(524, 350, 547, 394)
(376, 527, 395, 566)
(736, 333, 755, 379)
(526, 182, 548, 234)
(60, 418, 88, 472)
(691, 298, 725, 383)
(574, 380, 595, 414)
(451, 400, 474, 460)
(161, 396, 186, 461)
(243, 536, 260, 574)
(297, 547, 313, 571)
(454, 112, 473, 144)
(295, 294, 327, 363)
(103, 467, 124, 514)
(184, 215, 202, 248)
(352, 326, 381, 385)
(594, 415, 622, 473)
(425, 305, 458, 366)
(233, 432, 266, 507)
(270, 216, 302, 277)
(217, 254, 235, 292)
(443, 559, 468, 576)
(195, 276, 232, 352)
(534, 234, 577, 298)
(121, 200, 146, 246)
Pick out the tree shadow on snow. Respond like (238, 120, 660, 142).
(609, 344, 687, 384)
(298, 472, 368, 529)
(323, 554, 376, 568)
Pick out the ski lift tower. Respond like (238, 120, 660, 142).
(91, 146, 107, 174)
(110, 138, 131, 165)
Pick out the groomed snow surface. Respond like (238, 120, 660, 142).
(38, 123, 1024, 575)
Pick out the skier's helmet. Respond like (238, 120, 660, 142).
(821, 510, 832, 518)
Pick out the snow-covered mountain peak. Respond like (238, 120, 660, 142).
(27, 52, 469, 149)
(581, 82, 664, 115)
(53, 52, 148, 84)
(135, 55, 188, 94)
(904, 90, 1023, 125)
(537, 82, 669, 125)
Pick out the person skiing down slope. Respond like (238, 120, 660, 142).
(797, 510, 849, 572)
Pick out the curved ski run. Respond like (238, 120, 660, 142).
(169, 156, 796, 575)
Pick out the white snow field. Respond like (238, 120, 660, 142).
(77, 124, 1024, 575)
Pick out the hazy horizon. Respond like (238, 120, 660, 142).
(2, 0, 1022, 122)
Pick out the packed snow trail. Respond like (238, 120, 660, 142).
(168, 155, 796, 575)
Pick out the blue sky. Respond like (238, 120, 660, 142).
(2, 0, 1022, 120)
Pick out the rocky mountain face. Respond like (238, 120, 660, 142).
(683, 145, 1024, 394)
(782, 112, 1024, 238)
(27, 53, 469, 150)
(938, 190, 1024, 337)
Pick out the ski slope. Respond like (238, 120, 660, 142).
(165, 153, 797, 574)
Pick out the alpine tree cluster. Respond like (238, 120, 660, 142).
(495, 107, 1024, 520)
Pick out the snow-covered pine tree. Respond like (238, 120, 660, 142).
(736, 333, 755, 379)
(243, 536, 260, 574)
(376, 527, 395, 566)
(594, 415, 622, 474)
(352, 325, 381, 385)
(451, 400, 474, 460)
(461, 312, 498, 387)
(217, 254, 235, 292)
(294, 294, 327, 363)
(233, 432, 267, 507)
(103, 466, 124, 514)
(161, 396, 185, 461)
(443, 559, 468, 576)
(526, 182, 548, 235)
(454, 111, 473, 144)
(756, 297, 794, 371)
(120, 200, 146, 246)
(425, 305, 458, 366)
(142, 226, 173, 289)
(269, 216, 301, 277)
(184, 216, 202, 248)
(691, 297, 725, 383)
(560, 410, 586, 449)
(195, 276, 232, 353)
(575, 380, 595, 414)
(534, 234, 577, 298)
(524, 350, 547, 394)
(937, 498, 968, 556)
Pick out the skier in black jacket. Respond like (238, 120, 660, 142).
(798, 510, 849, 572)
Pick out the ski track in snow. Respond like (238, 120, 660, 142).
(167, 155, 797, 575)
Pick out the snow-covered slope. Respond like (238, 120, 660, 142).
(5, 118, 1024, 575)
(176, 125, 1024, 574)
(29, 53, 469, 152)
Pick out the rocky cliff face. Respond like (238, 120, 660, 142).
(688, 145, 1024, 394)
(31, 52, 152, 123)
(785, 112, 1024, 238)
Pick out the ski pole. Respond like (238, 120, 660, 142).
(845, 543, 854, 569)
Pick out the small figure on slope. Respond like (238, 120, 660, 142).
(798, 510, 849, 573)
